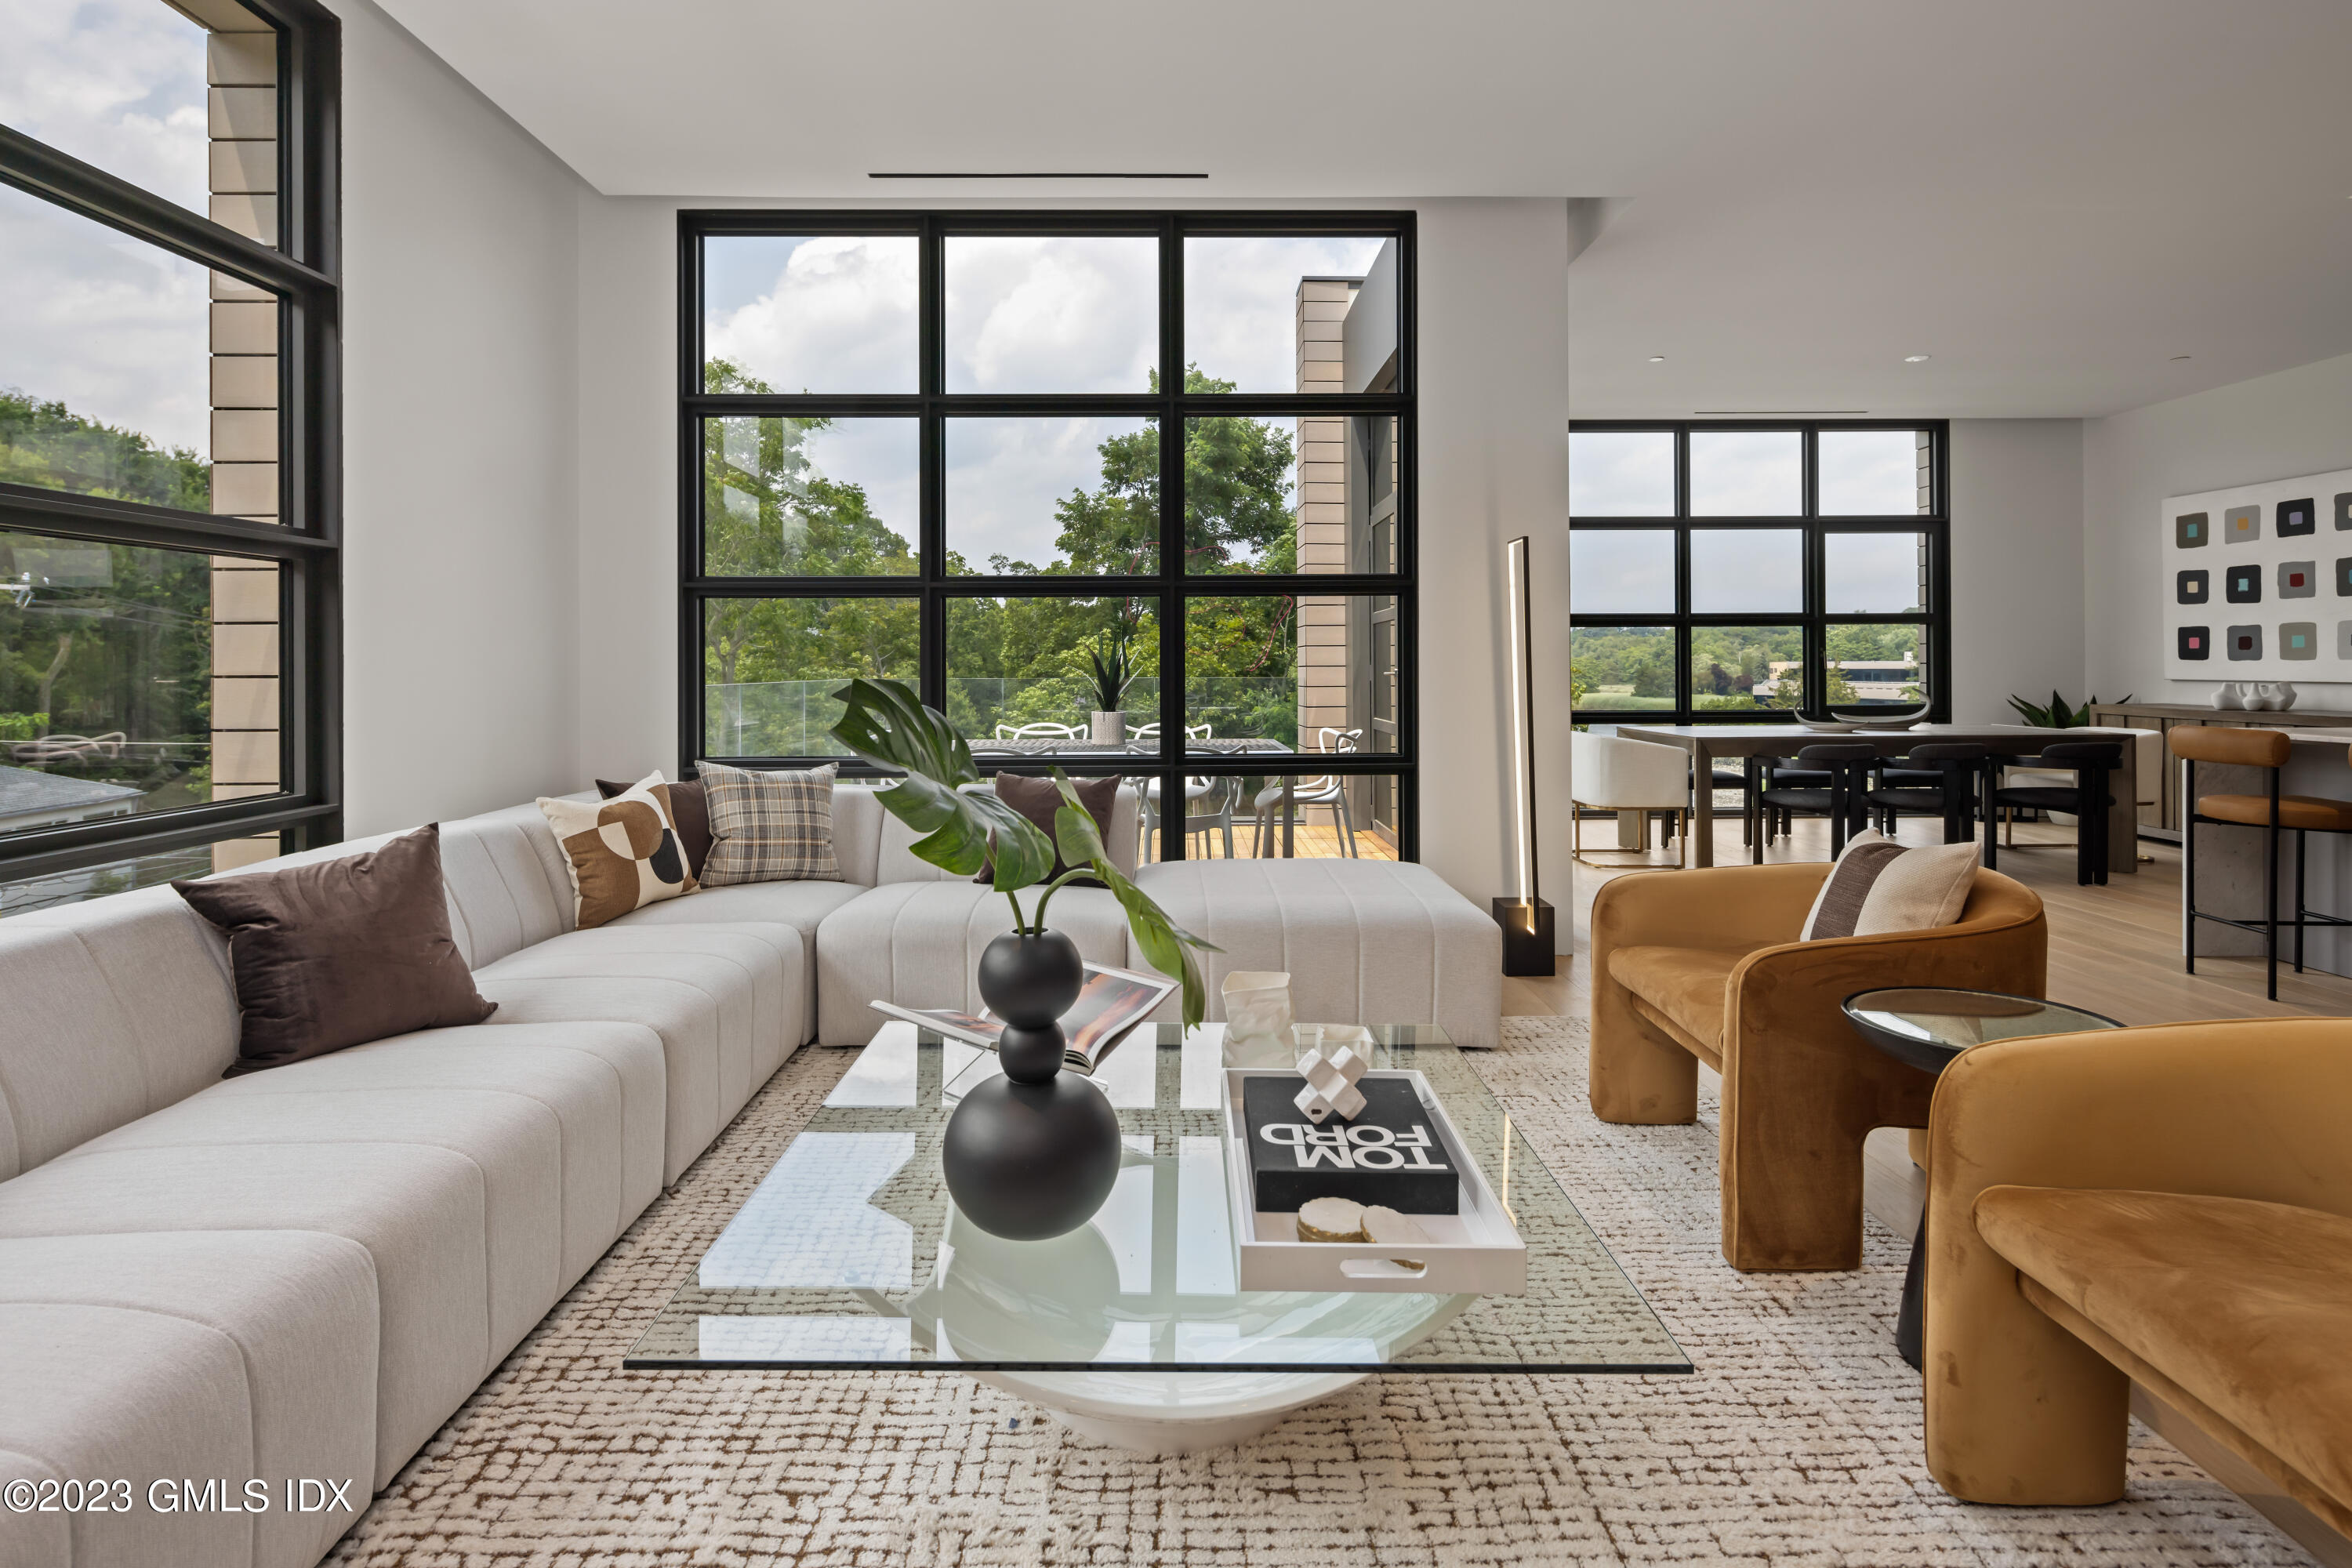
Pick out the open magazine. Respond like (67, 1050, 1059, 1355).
(869, 962, 1177, 1074)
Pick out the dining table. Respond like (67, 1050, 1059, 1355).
(1614, 723, 2143, 874)
(964, 735, 1317, 855)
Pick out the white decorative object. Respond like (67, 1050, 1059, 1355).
(2211, 683, 2245, 710)
(2162, 466, 2350, 679)
(1221, 971, 1292, 1047)
(1089, 710, 1125, 745)
(1292, 1040, 1368, 1123)
(2262, 681, 2298, 710)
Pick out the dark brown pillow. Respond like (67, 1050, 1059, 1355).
(975, 772, 1119, 889)
(174, 824, 497, 1076)
(597, 775, 710, 879)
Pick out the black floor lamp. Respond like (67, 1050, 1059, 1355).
(1494, 535, 1556, 975)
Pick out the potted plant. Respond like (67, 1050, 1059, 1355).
(1085, 634, 1131, 745)
(830, 677, 1218, 1240)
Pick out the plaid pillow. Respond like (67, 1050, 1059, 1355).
(696, 760, 841, 885)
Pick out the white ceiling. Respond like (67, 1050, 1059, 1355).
(373, 0, 2352, 419)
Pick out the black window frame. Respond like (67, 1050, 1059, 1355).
(1569, 420, 1949, 726)
(677, 209, 1417, 860)
(0, 0, 341, 887)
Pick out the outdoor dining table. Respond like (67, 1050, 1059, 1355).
(1613, 723, 2141, 874)
(964, 735, 1320, 855)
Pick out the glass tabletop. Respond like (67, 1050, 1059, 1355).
(624, 1022, 1690, 1376)
(1842, 988, 2122, 1054)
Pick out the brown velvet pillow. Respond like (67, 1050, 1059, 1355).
(174, 824, 497, 1076)
(598, 775, 711, 879)
(975, 772, 1119, 888)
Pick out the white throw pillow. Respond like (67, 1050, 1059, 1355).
(1799, 829, 1980, 941)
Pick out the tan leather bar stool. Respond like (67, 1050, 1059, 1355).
(2171, 726, 2352, 1000)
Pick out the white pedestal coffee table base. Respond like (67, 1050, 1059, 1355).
(967, 1369, 1365, 1455)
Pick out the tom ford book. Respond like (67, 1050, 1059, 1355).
(1240, 1075, 1460, 1214)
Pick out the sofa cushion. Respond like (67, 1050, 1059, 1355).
(0, 1230, 378, 1568)
(174, 825, 499, 1075)
(975, 771, 1119, 887)
(538, 779, 699, 929)
(1604, 942, 1774, 1058)
(1799, 829, 1980, 941)
(698, 760, 843, 886)
(814, 881, 1131, 1046)
(874, 784, 1142, 885)
(474, 927, 804, 1181)
(0, 1141, 492, 1490)
(1128, 859, 1504, 1050)
(1975, 1184, 2352, 1520)
(600, 774, 713, 878)
(609, 879, 864, 1040)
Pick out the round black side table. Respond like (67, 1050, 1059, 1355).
(1840, 987, 2124, 1370)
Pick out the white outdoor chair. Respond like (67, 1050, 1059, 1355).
(1140, 724, 1230, 857)
(1253, 728, 1362, 858)
(993, 720, 1085, 742)
(1571, 730, 1692, 867)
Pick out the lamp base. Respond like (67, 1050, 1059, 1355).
(1491, 897, 1557, 977)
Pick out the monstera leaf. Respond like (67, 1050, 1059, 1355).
(1047, 774, 1221, 1029)
(829, 678, 1055, 894)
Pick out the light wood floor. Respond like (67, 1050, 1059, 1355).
(1504, 816, 2352, 1025)
(1149, 822, 1399, 862)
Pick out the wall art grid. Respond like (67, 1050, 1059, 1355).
(2164, 465, 2352, 679)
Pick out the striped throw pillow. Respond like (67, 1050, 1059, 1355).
(697, 760, 842, 886)
(1799, 829, 1980, 941)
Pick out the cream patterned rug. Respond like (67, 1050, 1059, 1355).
(328, 1017, 2310, 1566)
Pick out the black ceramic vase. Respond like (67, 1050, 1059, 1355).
(941, 927, 1123, 1240)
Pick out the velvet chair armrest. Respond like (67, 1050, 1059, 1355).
(1923, 1018, 2352, 1506)
(1588, 863, 1829, 1125)
(1708, 878, 2049, 1269)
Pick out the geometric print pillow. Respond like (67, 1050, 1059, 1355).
(536, 772, 698, 930)
(695, 760, 841, 886)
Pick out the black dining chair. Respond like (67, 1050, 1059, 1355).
(1864, 742, 1988, 844)
(1750, 742, 1877, 860)
(1983, 740, 2120, 885)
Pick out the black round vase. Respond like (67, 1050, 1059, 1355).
(942, 928, 1122, 1240)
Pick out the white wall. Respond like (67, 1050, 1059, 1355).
(2085, 350, 2352, 706)
(332, 0, 588, 833)
(1946, 419, 2085, 720)
(568, 195, 1575, 932)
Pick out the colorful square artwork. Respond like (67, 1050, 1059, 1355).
(2336, 493, 2352, 531)
(2280, 622, 2318, 660)
(2176, 511, 2209, 548)
(2280, 561, 2317, 598)
(2176, 568, 2209, 604)
(2340, 621, 2352, 659)
(2339, 557, 2352, 596)
(2225, 505, 2261, 543)
(2166, 469, 2352, 677)
(2177, 626, 2210, 660)
(2278, 498, 2316, 536)
(2226, 564, 2262, 603)
(2226, 625, 2263, 659)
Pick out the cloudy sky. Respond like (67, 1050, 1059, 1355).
(705, 234, 1383, 570)
(1, 0, 214, 459)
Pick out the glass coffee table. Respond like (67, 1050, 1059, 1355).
(626, 1020, 1689, 1453)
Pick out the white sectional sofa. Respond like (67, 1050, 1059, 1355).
(0, 781, 1498, 1568)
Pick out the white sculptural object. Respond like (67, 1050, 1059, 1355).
(1293, 1040, 1369, 1123)
(1221, 971, 1293, 1048)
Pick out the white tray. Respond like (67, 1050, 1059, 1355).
(1221, 1067, 1527, 1295)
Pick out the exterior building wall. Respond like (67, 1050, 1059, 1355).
(1294, 278, 1359, 753)
(198, 4, 282, 870)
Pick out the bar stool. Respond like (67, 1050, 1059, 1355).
(2172, 727, 2352, 1000)
(1863, 742, 1987, 845)
(1984, 740, 2122, 886)
(1750, 742, 1875, 860)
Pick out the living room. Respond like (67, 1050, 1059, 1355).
(4, 2, 2350, 1564)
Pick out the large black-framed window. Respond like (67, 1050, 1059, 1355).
(1569, 422, 1949, 725)
(678, 211, 1417, 860)
(0, 0, 341, 907)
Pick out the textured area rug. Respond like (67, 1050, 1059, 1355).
(328, 1018, 2310, 1566)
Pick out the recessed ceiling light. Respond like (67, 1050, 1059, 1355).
(1648, 355, 1666, 363)
(1904, 354, 1931, 363)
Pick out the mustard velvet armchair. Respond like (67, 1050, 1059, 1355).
(1588, 860, 2047, 1272)
(1924, 1018, 2352, 1531)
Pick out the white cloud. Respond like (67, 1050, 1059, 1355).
(946, 416, 1151, 568)
(1183, 236, 1385, 393)
(1690, 430, 1803, 516)
(944, 236, 1156, 395)
(0, 183, 210, 456)
(706, 235, 920, 394)
(0, 0, 210, 212)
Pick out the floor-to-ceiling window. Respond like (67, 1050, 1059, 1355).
(0, 0, 339, 915)
(680, 213, 1416, 860)
(1569, 422, 1948, 724)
